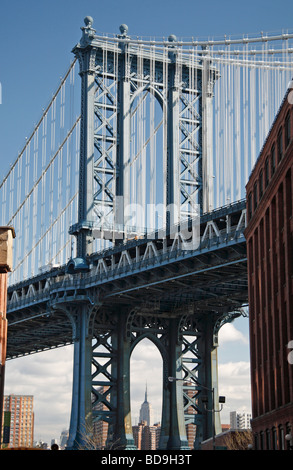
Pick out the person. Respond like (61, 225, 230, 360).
(51, 443, 59, 450)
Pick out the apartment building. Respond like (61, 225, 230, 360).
(230, 411, 252, 429)
(2, 395, 34, 448)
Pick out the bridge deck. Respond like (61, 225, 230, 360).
(6, 200, 248, 359)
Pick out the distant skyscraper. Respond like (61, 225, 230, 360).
(230, 411, 251, 429)
(60, 429, 69, 449)
(132, 420, 160, 450)
(139, 385, 153, 426)
(2, 395, 34, 448)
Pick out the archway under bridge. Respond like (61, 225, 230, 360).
(130, 337, 163, 426)
(86, 309, 229, 450)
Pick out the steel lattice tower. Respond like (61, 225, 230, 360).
(63, 17, 232, 450)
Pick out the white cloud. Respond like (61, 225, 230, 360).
(218, 361, 252, 424)
(218, 322, 248, 345)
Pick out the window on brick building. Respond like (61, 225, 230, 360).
(277, 128, 283, 162)
(259, 169, 263, 199)
(254, 181, 258, 210)
(285, 111, 291, 147)
(265, 157, 269, 187)
(272, 427, 277, 449)
(286, 423, 291, 450)
(248, 192, 252, 220)
(260, 431, 264, 450)
(266, 429, 271, 450)
(279, 426, 285, 450)
(271, 144, 275, 175)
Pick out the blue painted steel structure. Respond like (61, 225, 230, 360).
(6, 199, 248, 449)
(4, 17, 253, 450)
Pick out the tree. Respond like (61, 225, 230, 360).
(224, 430, 253, 450)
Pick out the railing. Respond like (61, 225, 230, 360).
(7, 205, 247, 310)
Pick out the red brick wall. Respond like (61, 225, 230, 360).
(0, 227, 15, 445)
(245, 90, 293, 449)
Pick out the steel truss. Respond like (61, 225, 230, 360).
(6, 17, 249, 450)
(70, 17, 218, 258)
(57, 300, 246, 450)
(6, 182, 247, 450)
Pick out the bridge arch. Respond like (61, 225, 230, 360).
(127, 83, 165, 231)
(130, 331, 166, 358)
(130, 83, 165, 111)
(130, 335, 163, 430)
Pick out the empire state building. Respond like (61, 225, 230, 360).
(139, 385, 153, 426)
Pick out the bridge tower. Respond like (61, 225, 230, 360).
(65, 17, 226, 450)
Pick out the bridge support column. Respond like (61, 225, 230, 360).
(195, 315, 222, 448)
(72, 20, 97, 258)
(111, 312, 136, 449)
(166, 45, 180, 229)
(201, 49, 215, 213)
(66, 304, 93, 450)
(158, 313, 224, 450)
(160, 318, 189, 450)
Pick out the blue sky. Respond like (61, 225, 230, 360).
(1, 0, 291, 446)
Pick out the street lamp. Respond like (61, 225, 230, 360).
(202, 394, 226, 407)
(168, 377, 226, 449)
(201, 391, 225, 450)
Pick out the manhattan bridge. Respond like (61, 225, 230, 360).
(1, 17, 293, 449)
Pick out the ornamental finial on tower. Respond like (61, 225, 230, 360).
(117, 24, 129, 51)
(84, 16, 93, 28)
(118, 24, 129, 38)
(168, 34, 177, 62)
(168, 34, 177, 43)
(80, 16, 96, 46)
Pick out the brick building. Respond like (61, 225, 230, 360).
(92, 386, 109, 449)
(132, 420, 160, 450)
(2, 395, 34, 448)
(0, 226, 15, 446)
(245, 87, 293, 450)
